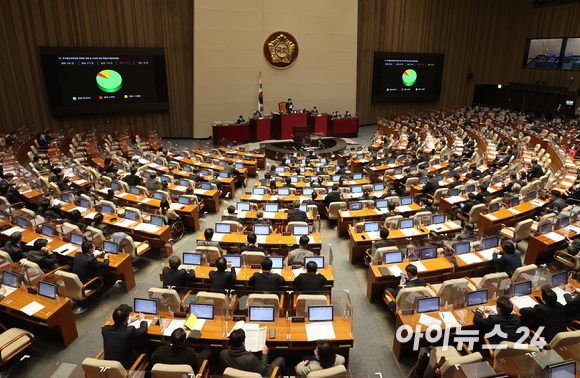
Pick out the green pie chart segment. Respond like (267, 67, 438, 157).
(402, 69, 417, 87)
(96, 70, 122, 93)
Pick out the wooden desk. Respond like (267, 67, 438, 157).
(59, 203, 171, 249)
(524, 223, 580, 265)
(167, 184, 220, 213)
(218, 147, 266, 170)
(193, 149, 258, 177)
(0, 285, 78, 347)
(220, 210, 313, 230)
(476, 199, 548, 236)
(195, 232, 322, 256)
(103, 314, 354, 362)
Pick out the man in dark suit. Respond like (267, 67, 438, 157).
(102, 304, 149, 369)
(459, 193, 480, 219)
(448, 174, 463, 190)
(1, 232, 26, 262)
(220, 329, 285, 375)
(282, 177, 295, 188)
(470, 164, 483, 179)
(473, 296, 522, 359)
(0, 183, 21, 205)
(235, 115, 245, 124)
(249, 258, 285, 292)
(302, 191, 318, 206)
(151, 328, 211, 371)
(423, 173, 439, 197)
(548, 190, 566, 213)
(492, 242, 522, 277)
(454, 223, 477, 241)
(564, 282, 580, 323)
(72, 241, 110, 289)
(223, 205, 243, 224)
(209, 257, 236, 291)
(294, 260, 328, 293)
(527, 159, 544, 180)
(225, 161, 239, 176)
(27, 239, 59, 273)
(475, 185, 491, 204)
(286, 98, 293, 113)
(324, 184, 341, 207)
(385, 265, 426, 309)
(241, 233, 266, 254)
(162, 255, 195, 288)
(401, 168, 415, 184)
(123, 167, 143, 187)
(419, 198, 437, 214)
(253, 210, 272, 226)
(519, 287, 567, 343)
(288, 200, 307, 222)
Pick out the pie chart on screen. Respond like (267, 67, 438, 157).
(96, 70, 122, 93)
(402, 69, 417, 86)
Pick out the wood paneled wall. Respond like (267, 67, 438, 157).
(357, 0, 580, 125)
(0, 0, 193, 138)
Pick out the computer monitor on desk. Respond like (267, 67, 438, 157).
(104, 241, 119, 255)
(376, 200, 389, 209)
(510, 197, 520, 207)
(293, 226, 309, 236)
(130, 187, 140, 195)
(382, 251, 403, 264)
(399, 219, 414, 230)
(304, 256, 324, 268)
(488, 202, 500, 213)
(482, 236, 499, 250)
(264, 204, 278, 213)
(183, 252, 202, 266)
(351, 185, 362, 194)
(125, 210, 137, 221)
(394, 168, 403, 175)
(303, 188, 314, 196)
(201, 183, 211, 191)
(215, 223, 231, 234)
(364, 222, 380, 233)
(61, 193, 71, 203)
(150, 215, 164, 227)
(349, 202, 362, 211)
(552, 271, 567, 288)
(420, 247, 437, 260)
(153, 192, 164, 200)
(546, 360, 576, 378)
(512, 280, 532, 297)
(308, 305, 334, 322)
(353, 173, 363, 180)
(540, 222, 553, 235)
(134, 298, 158, 315)
(466, 289, 488, 307)
(38, 280, 58, 300)
(248, 306, 275, 322)
(278, 188, 290, 196)
(454, 241, 471, 255)
(189, 303, 214, 320)
(254, 225, 270, 236)
(416, 297, 440, 314)
(237, 202, 251, 211)
(558, 216, 570, 229)
(400, 197, 413, 206)
(71, 232, 83, 246)
(374, 183, 385, 191)
(419, 177, 427, 185)
(16, 216, 27, 229)
(253, 187, 265, 195)
(432, 214, 445, 224)
(102, 204, 113, 215)
(2, 270, 18, 288)
(269, 256, 283, 269)
(224, 255, 241, 269)
(42, 225, 54, 238)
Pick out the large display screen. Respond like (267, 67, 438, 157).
(39, 47, 169, 115)
(371, 52, 444, 102)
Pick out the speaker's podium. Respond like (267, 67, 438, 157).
(272, 112, 309, 140)
(212, 122, 250, 144)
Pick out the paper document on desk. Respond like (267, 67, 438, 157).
(401, 228, 421, 237)
(135, 223, 160, 233)
(439, 312, 461, 328)
(349, 192, 363, 198)
(20, 301, 45, 316)
(565, 225, 580, 234)
(163, 319, 187, 336)
(117, 192, 129, 198)
(138, 158, 149, 164)
(545, 232, 565, 242)
(83, 212, 98, 219)
(236, 211, 246, 219)
(305, 323, 336, 341)
(74, 179, 88, 185)
(340, 210, 351, 217)
(54, 244, 76, 255)
(483, 214, 498, 220)
(128, 319, 153, 328)
(457, 253, 483, 265)
(477, 248, 497, 261)
(1, 285, 16, 297)
(358, 159, 368, 163)
(366, 231, 380, 240)
(169, 203, 183, 210)
(426, 224, 447, 232)
(530, 200, 546, 207)
(488, 187, 497, 193)
(249, 195, 263, 201)
(19, 189, 32, 194)
(396, 205, 412, 212)
(418, 314, 442, 328)
(212, 233, 225, 242)
(116, 219, 136, 228)
(387, 264, 404, 277)
(194, 189, 208, 195)
(374, 208, 388, 215)
(510, 295, 537, 310)
(179, 265, 197, 271)
(244, 326, 267, 352)
(393, 174, 404, 180)
(411, 261, 428, 272)
(256, 235, 268, 244)
(552, 287, 568, 306)
(446, 196, 465, 204)
(174, 156, 184, 160)
(445, 221, 460, 229)
(148, 163, 159, 169)
(432, 165, 442, 170)
(72, 206, 88, 213)
(2, 227, 24, 236)
(140, 198, 153, 204)
(173, 185, 188, 191)
(507, 208, 521, 214)
(262, 212, 276, 219)
(26, 237, 50, 247)
(293, 268, 304, 277)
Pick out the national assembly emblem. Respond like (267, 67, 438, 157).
(263, 31, 299, 69)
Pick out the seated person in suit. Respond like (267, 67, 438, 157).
(564, 282, 580, 323)
(423, 173, 439, 197)
(162, 255, 195, 289)
(285, 235, 314, 266)
(475, 185, 491, 204)
(145, 172, 162, 192)
(27, 238, 59, 273)
(55, 172, 72, 192)
(473, 296, 522, 360)
(344, 111, 352, 118)
(235, 115, 245, 124)
(209, 257, 236, 292)
(385, 265, 426, 310)
(72, 241, 110, 289)
(32, 155, 49, 173)
(123, 167, 143, 187)
(547, 190, 566, 213)
(69, 209, 87, 232)
(151, 328, 212, 371)
(283, 177, 295, 189)
(91, 213, 114, 238)
(459, 193, 480, 219)
(520, 287, 567, 343)
(296, 341, 345, 376)
(302, 192, 318, 206)
(470, 164, 483, 179)
(419, 197, 437, 214)
(249, 257, 285, 292)
(311, 106, 319, 114)
(368, 228, 395, 263)
(0, 183, 21, 205)
(209, 171, 222, 191)
(454, 223, 477, 241)
(223, 205, 243, 224)
(324, 184, 342, 207)
(102, 304, 148, 369)
(294, 260, 328, 294)
(197, 228, 224, 253)
(288, 200, 307, 222)
(359, 188, 373, 201)
(241, 233, 266, 254)
(492, 241, 522, 277)
(2, 232, 26, 262)
(253, 210, 272, 226)
(220, 329, 285, 375)
(37, 197, 60, 220)
(527, 159, 544, 180)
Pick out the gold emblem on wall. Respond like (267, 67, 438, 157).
(263, 31, 299, 69)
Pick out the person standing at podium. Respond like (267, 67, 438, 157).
(311, 107, 319, 114)
(286, 98, 294, 113)
(236, 115, 246, 124)
(253, 110, 262, 117)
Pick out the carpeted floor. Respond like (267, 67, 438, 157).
(11, 124, 414, 378)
